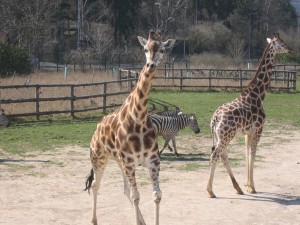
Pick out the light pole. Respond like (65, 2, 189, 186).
(77, 0, 81, 50)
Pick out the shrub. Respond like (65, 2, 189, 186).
(0, 42, 32, 77)
(189, 22, 232, 54)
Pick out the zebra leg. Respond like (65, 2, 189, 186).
(171, 137, 179, 156)
(159, 137, 171, 156)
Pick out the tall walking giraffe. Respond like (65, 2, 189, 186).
(85, 30, 175, 225)
(207, 33, 292, 198)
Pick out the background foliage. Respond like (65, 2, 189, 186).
(0, 0, 299, 75)
(0, 42, 32, 77)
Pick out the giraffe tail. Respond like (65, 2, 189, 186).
(211, 118, 217, 153)
(84, 168, 94, 194)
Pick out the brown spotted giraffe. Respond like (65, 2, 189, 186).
(207, 33, 292, 198)
(84, 30, 175, 225)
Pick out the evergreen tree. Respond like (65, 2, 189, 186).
(104, 0, 142, 44)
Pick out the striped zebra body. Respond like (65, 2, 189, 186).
(0, 109, 10, 127)
(150, 113, 200, 156)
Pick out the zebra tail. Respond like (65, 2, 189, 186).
(84, 168, 94, 194)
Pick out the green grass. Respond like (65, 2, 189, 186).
(178, 163, 207, 171)
(0, 119, 96, 155)
(0, 90, 299, 155)
(149, 90, 300, 133)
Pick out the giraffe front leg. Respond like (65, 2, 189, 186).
(148, 155, 161, 225)
(118, 163, 146, 225)
(125, 167, 146, 225)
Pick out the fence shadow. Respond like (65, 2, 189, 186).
(148, 98, 181, 113)
(0, 158, 49, 163)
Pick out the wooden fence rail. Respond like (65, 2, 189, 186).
(0, 68, 297, 118)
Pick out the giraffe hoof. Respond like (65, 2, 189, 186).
(237, 190, 244, 195)
(207, 191, 216, 198)
(247, 187, 257, 194)
(236, 187, 244, 195)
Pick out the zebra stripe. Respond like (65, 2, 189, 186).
(150, 113, 200, 156)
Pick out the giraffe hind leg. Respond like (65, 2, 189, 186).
(221, 151, 244, 195)
(88, 152, 109, 225)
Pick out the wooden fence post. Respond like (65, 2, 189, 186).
(70, 85, 75, 118)
(180, 69, 183, 91)
(35, 85, 40, 120)
(103, 83, 107, 113)
(239, 70, 243, 91)
(208, 70, 212, 91)
(127, 70, 131, 91)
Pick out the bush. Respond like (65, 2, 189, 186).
(189, 22, 232, 54)
(0, 42, 32, 77)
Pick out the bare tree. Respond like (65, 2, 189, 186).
(226, 35, 246, 68)
(0, 0, 61, 54)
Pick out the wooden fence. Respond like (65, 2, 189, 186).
(0, 79, 136, 119)
(0, 68, 297, 118)
(120, 68, 297, 91)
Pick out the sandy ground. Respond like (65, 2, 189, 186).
(0, 128, 300, 225)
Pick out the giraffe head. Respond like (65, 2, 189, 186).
(137, 30, 175, 68)
(267, 33, 293, 54)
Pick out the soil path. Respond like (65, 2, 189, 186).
(1, 129, 300, 225)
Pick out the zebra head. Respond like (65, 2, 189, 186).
(188, 114, 200, 134)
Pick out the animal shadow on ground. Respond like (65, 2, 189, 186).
(218, 192, 300, 206)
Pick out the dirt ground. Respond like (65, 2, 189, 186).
(1, 128, 300, 225)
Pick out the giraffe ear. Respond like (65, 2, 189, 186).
(267, 38, 272, 43)
(137, 36, 147, 47)
(163, 39, 176, 49)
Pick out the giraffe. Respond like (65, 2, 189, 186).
(84, 30, 175, 225)
(207, 33, 292, 198)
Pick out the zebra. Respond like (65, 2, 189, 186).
(0, 109, 10, 127)
(150, 113, 200, 156)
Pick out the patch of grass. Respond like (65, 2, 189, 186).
(0, 119, 95, 155)
(178, 163, 206, 171)
(229, 157, 244, 167)
(45, 160, 65, 167)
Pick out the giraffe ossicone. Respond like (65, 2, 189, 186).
(207, 33, 292, 198)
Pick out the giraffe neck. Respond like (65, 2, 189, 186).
(121, 66, 155, 122)
(243, 44, 275, 101)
